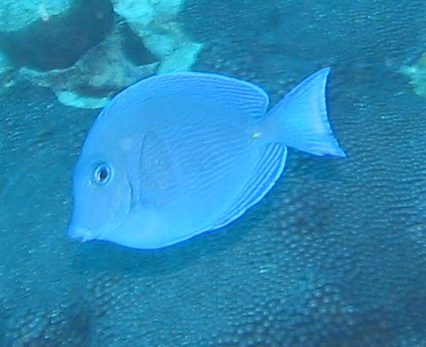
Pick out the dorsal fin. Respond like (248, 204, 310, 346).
(104, 72, 270, 120)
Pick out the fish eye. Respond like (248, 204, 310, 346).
(93, 163, 112, 185)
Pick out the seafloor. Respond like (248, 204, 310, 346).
(0, 0, 425, 346)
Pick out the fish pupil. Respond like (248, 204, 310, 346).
(94, 163, 111, 185)
(98, 169, 108, 181)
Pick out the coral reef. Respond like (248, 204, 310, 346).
(0, 0, 114, 72)
(0, 0, 425, 346)
(0, 0, 72, 32)
(0, 0, 203, 108)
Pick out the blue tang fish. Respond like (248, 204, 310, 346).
(68, 68, 346, 249)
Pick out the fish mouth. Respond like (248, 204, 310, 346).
(67, 224, 97, 243)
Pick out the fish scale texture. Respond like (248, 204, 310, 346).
(1, 0, 426, 346)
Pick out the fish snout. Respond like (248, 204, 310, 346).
(67, 224, 96, 242)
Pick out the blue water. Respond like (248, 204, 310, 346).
(0, 0, 425, 346)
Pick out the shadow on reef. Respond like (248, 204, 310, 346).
(0, 0, 114, 71)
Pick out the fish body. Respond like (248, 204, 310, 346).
(68, 68, 345, 249)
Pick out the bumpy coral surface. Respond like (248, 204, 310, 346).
(0, 0, 425, 346)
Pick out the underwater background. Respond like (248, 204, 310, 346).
(0, 0, 426, 346)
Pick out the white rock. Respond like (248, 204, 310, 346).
(111, 0, 203, 73)
(0, 0, 72, 32)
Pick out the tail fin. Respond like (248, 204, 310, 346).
(266, 68, 346, 157)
